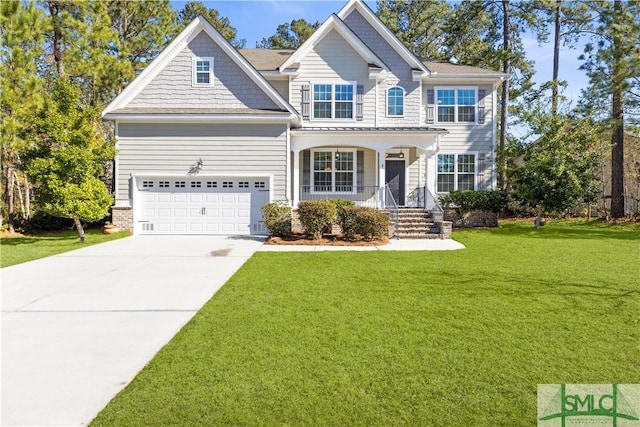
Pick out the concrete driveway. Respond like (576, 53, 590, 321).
(1, 235, 265, 426)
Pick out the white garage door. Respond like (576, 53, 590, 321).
(135, 177, 270, 235)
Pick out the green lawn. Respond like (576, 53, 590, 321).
(91, 220, 639, 426)
(0, 229, 130, 268)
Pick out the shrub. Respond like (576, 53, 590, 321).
(297, 200, 336, 240)
(337, 205, 360, 240)
(439, 190, 508, 216)
(329, 199, 355, 209)
(262, 202, 291, 237)
(337, 206, 390, 240)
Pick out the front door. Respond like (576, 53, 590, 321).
(385, 160, 405, 205)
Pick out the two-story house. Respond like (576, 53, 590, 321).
(102, 0, 507, 235)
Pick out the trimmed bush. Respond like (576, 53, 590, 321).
(262, 202, 291, 237)
(337, 205, 360, 240)
(297, 200, 337, 240)
(439, 190, 508, 215)
(337, 205, 390, 240)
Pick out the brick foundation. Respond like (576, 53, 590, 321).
(111, 206, 133, 232)
(444, 209, 498, 228)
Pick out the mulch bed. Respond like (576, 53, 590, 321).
(266, 234, 388, 246)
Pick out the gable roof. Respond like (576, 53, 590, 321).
(102, 17, 299, 119)
(337, 0, 429, 75)
(422, 60, 508, 78)
(278, 13, 389, 73)
(239, 49, 295, 71)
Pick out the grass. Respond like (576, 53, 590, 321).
(0, 229, 130, 268)
(91, 219, 640, 426)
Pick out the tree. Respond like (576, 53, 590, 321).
(579, 1, 640, 218)
(177, 1, 245, 48)
(526, 0, 592, 115)
(439, 1, 541, 190)
(1, 0, 47, 232)
(25, 80, 114, 242)
(256, 19, 319, 49)
(512, 108, 601, 227)
(376, 0, 451, 59)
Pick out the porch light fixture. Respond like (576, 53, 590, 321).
(335, 146, 340, 160)
(385, 152, 404, 159)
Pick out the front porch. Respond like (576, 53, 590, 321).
(289, 127, 447, 210)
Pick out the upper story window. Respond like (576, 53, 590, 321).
(437, 153, 476, 192)
(313, 83, 355, 120)
(387, 86, 404, 117)
(192, 57, 214, 86)
(437, 88, 476, 123)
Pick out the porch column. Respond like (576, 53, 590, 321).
(292, 149, 300, 208)
(377, 149, 386, 209)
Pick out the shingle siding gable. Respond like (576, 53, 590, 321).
(342, 9, 420, 127)
(126, 31, 280, 110)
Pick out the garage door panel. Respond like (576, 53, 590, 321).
(173, 194, 187, 203)
(137, 176, 269, 235)
(173, 208, 188, 218)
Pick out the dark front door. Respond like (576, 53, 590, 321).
(385, 160, 405, 205)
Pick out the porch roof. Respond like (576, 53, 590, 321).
(291, 126, 448, 134)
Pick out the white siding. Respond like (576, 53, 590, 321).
(126, 31, 279, 110)
(116, 123, 288, 203)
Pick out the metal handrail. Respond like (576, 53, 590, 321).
(384, 184, 400, 239)
(424, 186, 445, 239)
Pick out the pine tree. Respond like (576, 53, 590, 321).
(1, 0, 47, 231)
(376, 0, 451, 59)
(177, 1, 245, 48)
(580, 1, 640, 218)
(256, 19, 320, 49)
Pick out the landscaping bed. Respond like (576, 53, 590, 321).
(266, 233, 388, 246)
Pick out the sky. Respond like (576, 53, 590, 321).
(171, 0, 591, 133)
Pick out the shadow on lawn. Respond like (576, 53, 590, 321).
(485, 220, 640, 241)
(0, 230, 87, 246)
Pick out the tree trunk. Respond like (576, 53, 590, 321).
(4, 166, 16, 233)
(498, 0, 510, 191)
(73, 216, 85, 242)
(551, 0, 561, 116)
(48, 0, 64, 77)
(610, 0, 625, 219)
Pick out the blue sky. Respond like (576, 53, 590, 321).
(171, 0, 590, 127)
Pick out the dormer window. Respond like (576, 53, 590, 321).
(312, 82, 355, 120)
(387, 86, 404, 117)
(192, 57, 214, 86)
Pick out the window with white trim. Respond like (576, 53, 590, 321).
(437, 154, 476, 192)
(387, 86, 404, 117)
(312, 150, 355, 193)
(312, 83, 355, 120)
(437, 88, 476, 123)
(192, 57, 214, 86)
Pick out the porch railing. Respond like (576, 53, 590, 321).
(298, 185, 381, 209)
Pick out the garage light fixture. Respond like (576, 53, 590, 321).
(188, 158, 203, 176)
